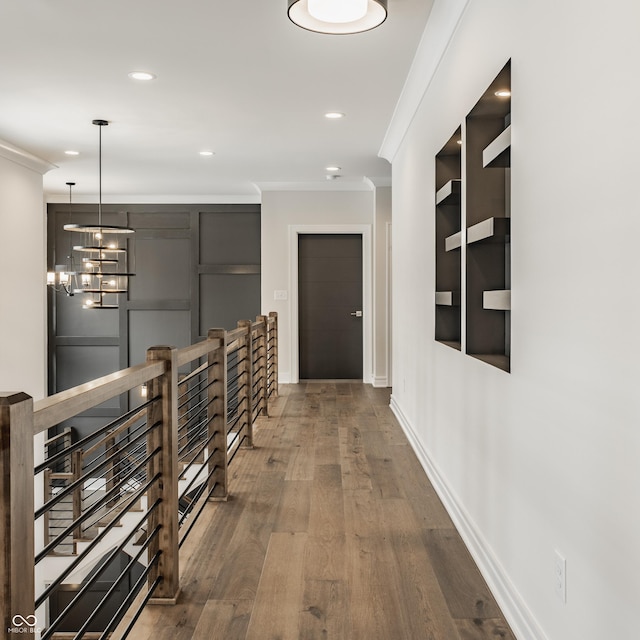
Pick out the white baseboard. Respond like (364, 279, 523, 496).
(389, 394, 548, 640)
(372, 375, 389, 388)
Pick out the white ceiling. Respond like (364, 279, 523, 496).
(0, 0, 433, 201)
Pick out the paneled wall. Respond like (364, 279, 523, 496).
(47, 203, 260, 438)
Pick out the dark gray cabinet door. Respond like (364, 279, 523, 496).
(298, 234, 363, 379)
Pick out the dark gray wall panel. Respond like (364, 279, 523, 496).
(129, 212, 190, 229)
(200, 274, 261, 332)
(129, 236, 191, 301)
(200, 212, 261, 265)
(55, 294, 119, 338)
(128, 309, 191, 367)
(48, 203, 261, 405)
(56, 345, 120, 408)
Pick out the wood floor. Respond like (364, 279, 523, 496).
(124, 383, 515, 640)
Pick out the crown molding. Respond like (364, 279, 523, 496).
(44, 194, 262, 205)
(0, 138, 57, 175)
(256, 178, 374, 192)
(378, 0, 470, 163)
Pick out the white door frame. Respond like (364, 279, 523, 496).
(289, 224, 372, 384)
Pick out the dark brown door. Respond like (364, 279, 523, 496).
(298, 234, 363, 379)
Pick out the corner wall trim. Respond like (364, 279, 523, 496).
(389, 394, 549, 640)
(378, 0, 470, 163)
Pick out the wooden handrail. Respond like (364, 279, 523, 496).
(225, 326, 248, 343)
(83, 407, 148, 458)
(34, 361, 166, 436)
(45, 426, 72, 448)
(175, 337, 222, 368)
(177, 361, 209, 387)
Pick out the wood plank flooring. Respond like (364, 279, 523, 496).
(122, 382, 515, 640)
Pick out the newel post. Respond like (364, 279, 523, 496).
(145, 346, 180, 604)
(256, 315, 269, 418)
(207, 329, 230, 500)
(0, 393, 35, 631)
(237, 320, 254, 448)
(268, 311, 279, 398)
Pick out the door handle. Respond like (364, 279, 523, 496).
(350, 311, 363, 317)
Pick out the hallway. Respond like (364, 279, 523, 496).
(124, 382, 515, 640)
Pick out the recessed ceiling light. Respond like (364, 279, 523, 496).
(456, 140, 462, 145)
(128, 71, 156, 81)
(199, 150, 214, 156)
(65, 150, 80, 156)
(326, 165, 341, 172)
(495, 89, 511, 98)
(325, 112, 345, 119)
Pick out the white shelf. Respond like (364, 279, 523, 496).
(435, 179, 461, 205)
(483, 289, 511, 310)
(467, 217, 509, 245)
(482, 125, 511, 168)
(445, 231, 463, 252)
(435, 291, 460, 307)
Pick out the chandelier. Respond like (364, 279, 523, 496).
(62, 119, 134, 310)
(47, 181, 80, 296)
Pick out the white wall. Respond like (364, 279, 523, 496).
(373, 186, 392, 387)
(0, 148, 49, 400)
(261, 189, 382, 383)
(388, 1, 640, 639)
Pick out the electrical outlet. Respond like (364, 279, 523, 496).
(554, 549, 566, 603)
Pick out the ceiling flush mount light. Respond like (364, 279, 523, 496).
(495, 89, 511, 98)
(288, 0, 387, 34)
(128, 71, 156, 81)
(65, 150, 80, 156)
(199, 150, 214, 156)
(63, 119, 135, 310)
(324, 112, 345, 119)
(325, 165, 341, 172)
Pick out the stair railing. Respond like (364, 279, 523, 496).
(0, 314, 277, 640)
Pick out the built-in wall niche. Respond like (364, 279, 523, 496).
(465, 60, 511, 372)
(435, 127, 462, 349)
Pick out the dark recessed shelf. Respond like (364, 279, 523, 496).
(437, 340, 462, 351)
(483, 125, 511, 168)
(467, 217, 510, 245)
(435, 291, 460, 306)
(435, 179, 462, 205)
(469, 353, 510, 372)
(483, 289, 511, 311)
(435, 127, 462, 349)
(465, 60, 511, 372)
(445, 231, 463, 252)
